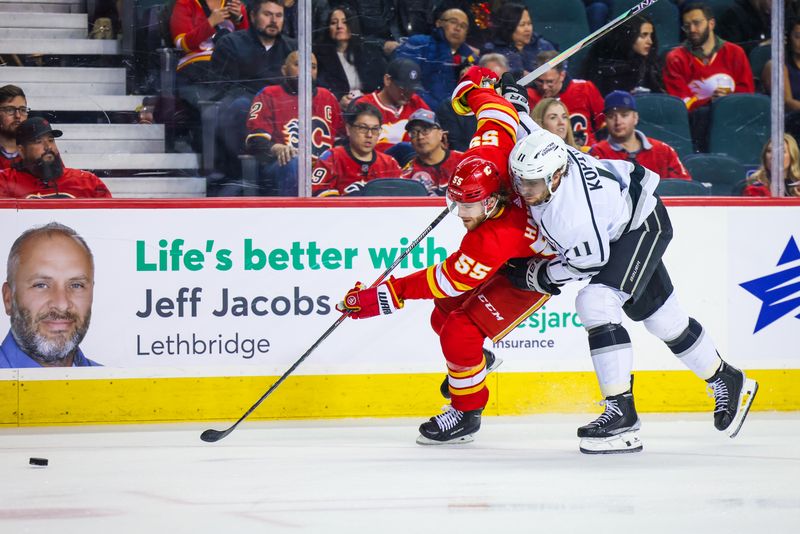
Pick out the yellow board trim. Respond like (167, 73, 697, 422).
(0, 369, 796, 427)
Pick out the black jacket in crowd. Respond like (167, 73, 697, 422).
(314, 41, 387, 101)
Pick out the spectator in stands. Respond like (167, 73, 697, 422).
(590, 90, 692, 180)
(1, 222, 101, 368)
(314, 5, 387, 109)
(435, 55, 506, 152)
(400, 109, 465, 196)
(335, 0, 402, 55)
(246, 51, 344, 196)
(394, 7, 478, 110)
(355, 58, 430, 161)
(279, 0, 329, 39)
(170, 0, 248, 93)
(743, 134, 800, 197)
(763, 20, 800, 140)
(715, 0, 770, 55)
(531, 98, 581, 150)
(0, 118, 112, 199)
(311, 102, 402, 196)
(0, 85, 27, 171)
(664, 3, 754, 152)
(583, 1, 613, 32)
(480, 3, 555, 80)
(527, 50, 605, 149)
(582, 14, 665, 96)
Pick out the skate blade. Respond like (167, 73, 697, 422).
(727, 378, 758, 439)
(579, 431, 643, 455)
(487, 356, 503, 373)
(416, 433, 475, 446)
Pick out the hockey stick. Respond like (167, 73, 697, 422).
(200, 203, 455, 443)
(517, 0, 660, 87)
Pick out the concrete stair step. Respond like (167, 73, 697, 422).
(104, 177, 207, 198)
(28, 95, 146, 113)
(56, 124, 165, 154)
(59, 139, 164, 154)
(0, 38, 120, 55)
(0, 27, 86, 38)
(0, 1, 84, 14)
(62, 153, 201, 171)
(0, 67, 126, 96)
(0, 11, 86, 28)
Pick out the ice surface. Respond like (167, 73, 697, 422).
(2, 413, 799, 533)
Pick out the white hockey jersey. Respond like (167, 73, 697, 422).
(527, 147, 660, 285)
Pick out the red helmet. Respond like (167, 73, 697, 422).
(447, 156, 501, 203)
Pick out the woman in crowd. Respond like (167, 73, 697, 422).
(480, 2, 554, 79)
(531, 98, 581, 150)
(743, 134, 800, 197)
(314, 5, 387, 110)
(581, 14, 664, 96)
(763, 19, 800, 140)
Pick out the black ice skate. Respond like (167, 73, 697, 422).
(440, 348, 503, 399)
(416, 406, 482, 445)
(578, 387, 642, 454)
(706, 361, 758, 438)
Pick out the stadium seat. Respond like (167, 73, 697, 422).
(656, 179, 711, 196)
(523, 0, 591, 53)
(708, 94, 771, 165)
(612, 0, 681, 52)
(634, 93, 694, 159)
(748, 44, 771, 91)
(682, 153, 747, 195)
(361, 178, 429, 197)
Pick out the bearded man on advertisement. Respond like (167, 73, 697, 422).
(1, 223, 101, 368)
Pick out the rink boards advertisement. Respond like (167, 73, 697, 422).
(0, 198, 798, 423)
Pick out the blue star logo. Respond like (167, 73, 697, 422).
(739, 236, 800, 333)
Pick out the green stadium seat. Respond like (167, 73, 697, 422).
(656, 179, 711, 196)
(523, 0, 591, 53)
(634, 93, 694, 158)
(361, 178, 429, 197)
(682, 153, 747, 195)
(612, 0, 681, 52)
(748, 44, 771, 91)
(708, 94, 771, 165)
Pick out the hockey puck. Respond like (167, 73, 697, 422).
(29, 457, 48, 467)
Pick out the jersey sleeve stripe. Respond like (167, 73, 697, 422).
(245, 132, 272, 142)
(425, 265, 448, 298)
(431, 263, 468, 297)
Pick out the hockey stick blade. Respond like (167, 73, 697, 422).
(200, 204, 454, 443)
(516, 0, 660, 87)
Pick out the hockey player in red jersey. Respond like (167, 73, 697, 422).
(338, 67, 553, 444)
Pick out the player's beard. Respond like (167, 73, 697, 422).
(0, 120, 20, 140)
(26, 150, 65, 184)
(284, 77, 317, 94)
(9, 301, 91, 365)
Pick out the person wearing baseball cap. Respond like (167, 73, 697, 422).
(0, 117, 111, 198)
(401, 109, 465, 195)
(590, 90, 692, 181)
(354, 57, 431, 156)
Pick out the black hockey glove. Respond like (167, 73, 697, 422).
(500, 72, 530, 115)
(504, 257, 562, 295)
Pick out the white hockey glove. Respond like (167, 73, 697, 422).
(500, 72, 530, 115)
(505, 257, 562, 295)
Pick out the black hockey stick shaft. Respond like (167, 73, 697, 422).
(517, 0, 660, 87)
(200, 204, 454, 443)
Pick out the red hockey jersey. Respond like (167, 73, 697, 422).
(355, 91, 430, 152)
(246, 84, 345, 159)
(528, 78, 605, 148)
(0, 149, 20, 171)
(663, 40, 754, 111)
(0, 167, 112, 198)
(170, 0, 248, 71)
(400, 149, 465, 195)
(590, 132, 691, 180)
(311, 145, 402, 196)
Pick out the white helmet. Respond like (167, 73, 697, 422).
(508, 129, 569, 197)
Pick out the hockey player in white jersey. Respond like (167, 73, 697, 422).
(505, 129, 758, 454)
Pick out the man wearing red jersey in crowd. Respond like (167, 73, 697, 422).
(0, 118, 111, 199)
(338, 67, 553, 445)
(0, 85, 27, 171)
(590, 91, 691, 180)
(311, 102, 402, 196)
(663, 3, 754, 151)
(246, 51, 344, 196)
(401, 109, 464, 196)
(527, 50, 605, 149)
(355, 58, 430, 156)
